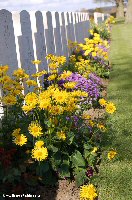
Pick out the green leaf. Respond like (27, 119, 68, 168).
(36, 162, 49, 176)
(75, 169, 87, 187)
(71, 150, 86, 168)
(67, 132, 75, 144)
(41, 170, 57, 186)
(59, 163, 70, 178)
(87, 154, 96, 166)
(49, 145, 58, 153)
(50, 152, 62, 171)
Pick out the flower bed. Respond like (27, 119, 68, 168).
(0, 16, 117, 199)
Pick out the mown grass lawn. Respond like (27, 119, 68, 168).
(97, 23, 132, 199)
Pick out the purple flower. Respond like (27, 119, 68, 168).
(66, 73, 102, 103)
(86, 166, 94, 178)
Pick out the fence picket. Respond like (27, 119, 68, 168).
(60, 12, 68, 58)
(35, 11, 48, 71)
(45, 11, 55, 56)
(0, 9, 18, 74)
(54, 12, 63, 56)
(18, 10, 36, 75)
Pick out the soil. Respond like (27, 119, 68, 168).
(37, 180, 80, 200)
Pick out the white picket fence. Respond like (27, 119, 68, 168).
(94, 12, 109, 24)
(0, 9, 91, 75)
(0, 9, 107, 120)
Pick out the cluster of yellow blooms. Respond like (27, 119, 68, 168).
(79, 33, 109, 60)
(68, 40, 82, 53)
(108, 150, 117, 160)
(32, 140, 48, 161)
(105, 16, 116, 26)
(99, 98, 116, 114)
(75, 58, 93, 78)
(22, 87, 88, 114)
(12, 128, 27, 146)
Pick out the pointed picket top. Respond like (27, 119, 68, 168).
(60, 12, 68, 58)
(0, 9, 18, 74)
(69, 12, 75, 42)
(45, 11, 55, 55)
(54, 12, 63, 55)
(35, 11, 48, 71)
(18, 10, 36, 75)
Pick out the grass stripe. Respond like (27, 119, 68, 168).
(97, 23, 132, 200)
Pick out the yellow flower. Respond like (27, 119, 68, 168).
(92, 52, 97, 57)
(77, 56, 82, 60)
(105, 102, 116, 114)
(49, 63, 58, 69)
(28, 121, 43, 137)
(13, 134, 27, 146)
(89, 29, 94, 35)
(89, 120, 95, 127)
(57, 56, 66, 65)
(2, 95, 17, 105)
(24, 92, 38, 106)
(82, 113, 91, 120)
(69, 55, 76, 63)
(59, 70, 72, 80)
(95, 47, 99, 52)
(99, 98, 107, 107)
(11, 89, 22, 96)
(48, 74, 57, 81)
(26, 79, 38, 86)
(22, 104, 35, 113)
(32, 60, 42, 65)
(53, 90, 68, 104)
(97, 124, 107, 132)
(0, 75, 12, 84)
(108, 150, 117, 160)
(39, 99, 51, 110)
(49, 105, 64, 115)
(57, 131, 66, 140)
(80, 184, 98, 200)
(13, 68, 26, 78)
(63, 82, 77, 89)
(32, 147, 48, 161)
(2, 84, 12, 91)
(12, 128, 21, 137)
(32, 70, 47, 77)
(0, 65, 9, 75)
(91, 147, 98, 153)
(35, 140, 44, 148)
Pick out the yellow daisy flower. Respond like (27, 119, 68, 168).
(32, 147, 48, 161)
(28, 121, 43, 137)
(80, 184, 98, 200)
